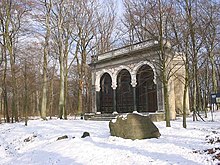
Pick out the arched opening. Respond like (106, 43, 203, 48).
(136, 65, 157, 112)
(116, 69, 133, 113)
(100, 73, 113, 113)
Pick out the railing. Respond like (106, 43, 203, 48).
(96, 39, 159, 62)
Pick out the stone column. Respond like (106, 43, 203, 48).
(111, 83, 117, 114)
(113, 89, 117, 113)
(168, 77, 176, 120)
(96, 91, 100, 112)
(91, 85, 96, 113)
(91, 70, 97, 113)
(132, 87, 137, 112)
(131, 74, 137, 112)
(174, 68, 190, 115)
(95, 85, 101, 113)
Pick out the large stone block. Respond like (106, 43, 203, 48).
(109, 113, 161, 140)
(149, 113, 165, 122)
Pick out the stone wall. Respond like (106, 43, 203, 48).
(90, 40, 190, 118)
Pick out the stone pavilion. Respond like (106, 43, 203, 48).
(89, 39, 189, 120)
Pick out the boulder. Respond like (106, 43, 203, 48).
(109, 113, 161, 140)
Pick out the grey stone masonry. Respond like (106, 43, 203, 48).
(89, 39, 190, 119)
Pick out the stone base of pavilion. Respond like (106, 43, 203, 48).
(84, 112, 165, 122)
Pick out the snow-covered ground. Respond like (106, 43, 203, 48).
(1, 111, 220, 165)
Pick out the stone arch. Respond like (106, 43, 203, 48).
(114, 65, 132, 76)
(136, 64, 157, 112)
(116, 69, 133, 113)
(100, 73, 113, 113)
(133, 61, 157, 84)
(112, 65, 133, 88)
(95, 69, 113, 91)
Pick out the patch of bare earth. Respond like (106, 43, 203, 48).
(193, 133, 220, 163)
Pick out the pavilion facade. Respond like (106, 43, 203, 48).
(89, 40, 189, 119)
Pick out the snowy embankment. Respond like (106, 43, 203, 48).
(0, 112, 220, 165)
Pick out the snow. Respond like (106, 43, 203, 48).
(132, 111, 142, 115)
(111, 118, 117, 123)
(1, 112, 220, 165)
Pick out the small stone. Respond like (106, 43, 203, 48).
(81, 132, 90, 138)
(57, 135, 68, 141)
(24, 137, 31, 142)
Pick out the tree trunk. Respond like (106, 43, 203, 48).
(9, 48, 18, 123)
(185, 0, 198, 121)
(2, 48, 10, 123)
(63, 38, 69, 120)
(59, 57, 65, 119)
(41, 0, 52, 120)
(192, 65, 197, 121)
(35, 90, 40, 116)
(77, 79, 83, 115)
(183, 71, 188, 128)
(0, 96, 2, 124)
(40, 36, 48, 120)
(204, 60, 209, 118)
(5, 3, 18, 122)
(49, 77, 54, 119)
(210, 55, 217, 93)
(41, 60, 47, 120)
(64, 66, 68, 120)
(163, 79, 171, 127)
(24, 61, 28, 126)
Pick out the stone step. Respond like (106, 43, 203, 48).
(95, 114, 118, 117)
(84, 113, 117, 121)
(84, 112, 165, 122)
(88, 116, 116, 121)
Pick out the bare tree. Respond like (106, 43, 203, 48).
(121, 0, 183, 127)
(201, 0, 220, 94)
(94, 0, 118, 54)
(0, 0, 32, 122)
(73, 0, 95, 115)
(40, 0, 52, 120)
(48, 0, 75, 119)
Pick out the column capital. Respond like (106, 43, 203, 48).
(131, 82, 137, 87)
(131, 73, 137, 87)
(111, 81, 117, 90)
(95, 85, 101, 92)
(111, 85, 117, 90)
